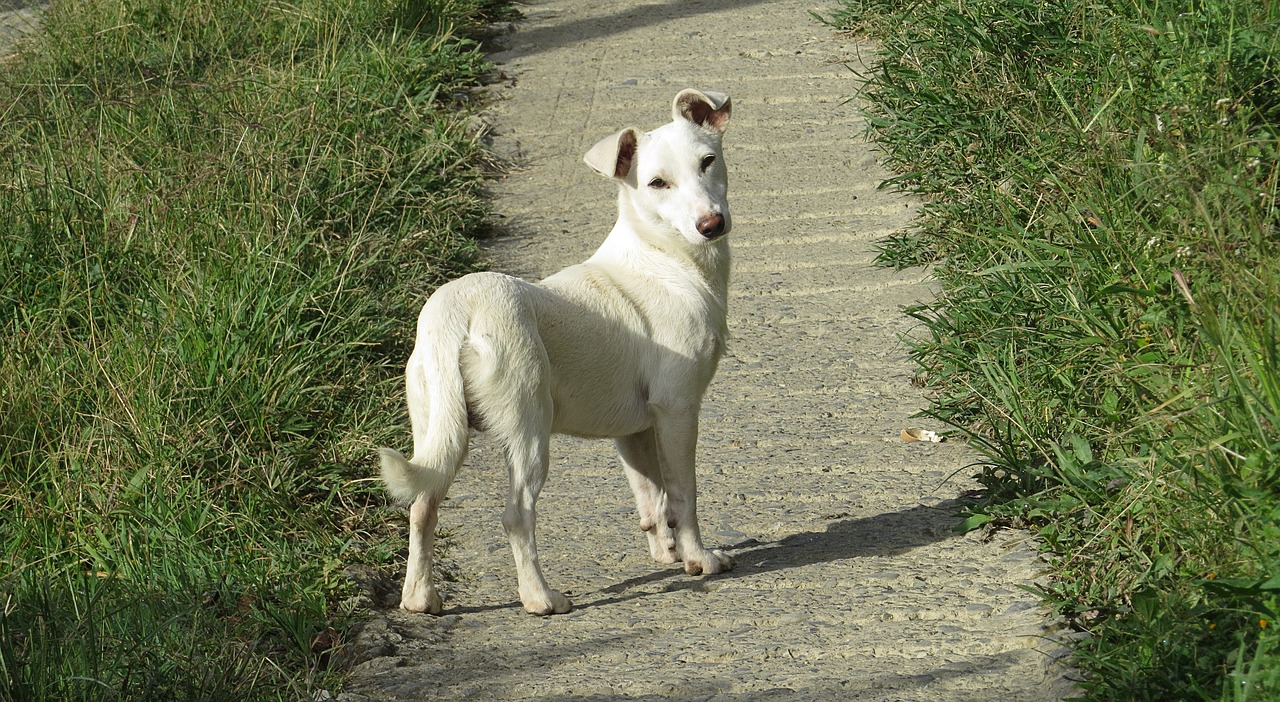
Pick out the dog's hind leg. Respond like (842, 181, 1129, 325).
(501, 423, 572, 615)
(616, 430, 678, 563)
(401, 493, 444, 613)
(655, 412, 734, 576)
(461, 282, 571, 615)
(380, 313, 469, 614)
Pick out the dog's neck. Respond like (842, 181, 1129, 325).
(588, 193, 731, 350)
(595, 192, 732, 304)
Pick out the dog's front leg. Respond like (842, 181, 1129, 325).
(616, 430, 678, 563)
(656, 413, 734, 576)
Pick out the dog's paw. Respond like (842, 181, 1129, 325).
(400, 585, 443, 614)
(521, 588, 573, 616)
(652, 547, 679, 564)
(684, 549, 734, 576)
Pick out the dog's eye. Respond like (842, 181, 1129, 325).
(700, 154, 716, 172)
(648, 177, 669, 189)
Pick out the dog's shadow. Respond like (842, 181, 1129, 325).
(573, 499, 968, 611)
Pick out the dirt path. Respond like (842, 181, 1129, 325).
(343, 1, 1075, 700)
(0, 1, 42, 56)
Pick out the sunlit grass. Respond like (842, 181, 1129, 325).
(825, 0, 1279, 698)
(0, 0, 508, 698)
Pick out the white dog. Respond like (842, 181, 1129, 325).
(379, 88, 735, 615)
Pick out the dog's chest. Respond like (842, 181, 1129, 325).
(534, 272, 725, 437)
(537, 281, 722, 372)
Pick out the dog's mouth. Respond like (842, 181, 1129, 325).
(697, 213, 727, 240)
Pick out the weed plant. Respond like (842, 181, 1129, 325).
(0, 0, 506, 698)
(826, 0, 1278, 698)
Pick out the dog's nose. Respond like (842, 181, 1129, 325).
(697, 213, 725, 239)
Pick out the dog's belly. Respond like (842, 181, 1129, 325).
(548, 377, 652, 439)
(526, 262, 721, 440)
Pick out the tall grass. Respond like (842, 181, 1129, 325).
(0, 0, 505, 698)
(825, 0, 1278, 698)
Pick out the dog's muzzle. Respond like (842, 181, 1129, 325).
(697, 213, 726, 240)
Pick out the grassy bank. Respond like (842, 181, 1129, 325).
(0, 0, 504, 698)
(826, 0, 1278, 698)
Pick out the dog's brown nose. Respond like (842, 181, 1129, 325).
(697, 213, 725, 239)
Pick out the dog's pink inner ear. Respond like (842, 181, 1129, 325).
(677, 94, 730, 132)
(614, 130, 638, 179)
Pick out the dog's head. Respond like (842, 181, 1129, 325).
(584, 89, 732, 246)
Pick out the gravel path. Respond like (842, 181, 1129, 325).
(345, 1, 1075, 700)
(0, 0, 42, 56)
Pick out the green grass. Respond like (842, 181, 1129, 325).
(0, 0, 508, 698)
(823, 0, 1278, 698)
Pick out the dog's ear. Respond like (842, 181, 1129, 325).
(584, 128, 641, 180)
(673, 89, 731, 134)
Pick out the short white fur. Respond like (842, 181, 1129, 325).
(379, 88, 735, 615)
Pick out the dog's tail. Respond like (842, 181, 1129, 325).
(378, 445, 460, 507)
(378, 303, 471, 507)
